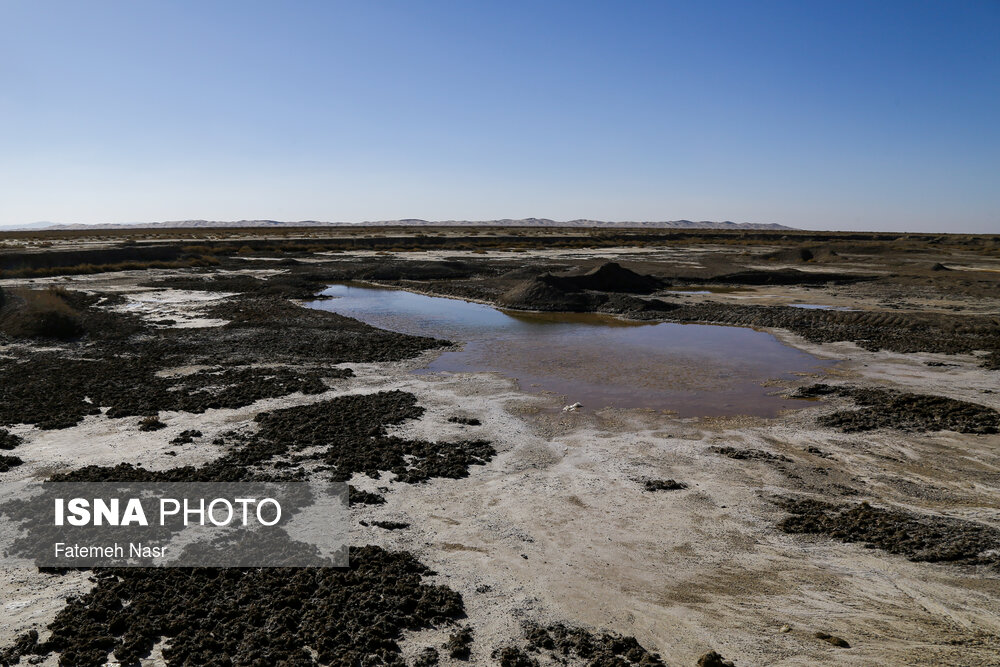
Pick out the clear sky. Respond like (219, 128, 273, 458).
(1, 1, 997, 232)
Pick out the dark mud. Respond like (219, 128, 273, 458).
(444, 626, 474, 659)
(814, 632, 851, 648)
(448, 416, 481, 426)
(0, 354, 338, 430)
(1, 546, 464, 667)
(795, 384, 1000, 433)
(0, 287, 142, 342)
(50, 391, 495, 486)
(348, 487, 386, 506)
(520, 622, 666, 666)
(496, 262, 666, 312)
(546, 262, 663, 293)
(0, 429, 22, 450)
(170, 429, 203, 444)
(492, 647, 540, 666)
(413, 647, 441, 666)
(252, 391, 496, 483)
(10, 391, 498, 665)
(0, 285, 445, 430)
(361, 520, 410, 531)
(697, 651, 737, 667)
(778, 498, 1000, 569)
(711, 447, 792, 463)
(196, 296, 448, 365)
(0, 455, 23, 472)
(137, 416, 166, 431)
(644, 479, 688, 491)
(0, 287, 85, 340)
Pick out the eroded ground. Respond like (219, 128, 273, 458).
(0, 228, 998, 666)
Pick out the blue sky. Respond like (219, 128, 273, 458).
(1, 1, 997, 232)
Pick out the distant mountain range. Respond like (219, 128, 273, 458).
(0, 218, 794, 231)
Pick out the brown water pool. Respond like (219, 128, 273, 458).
(306, 284, 832, 417)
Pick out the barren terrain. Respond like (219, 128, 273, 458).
(1, 227, 998, 666)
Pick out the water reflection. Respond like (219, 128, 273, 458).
(306, 284, 830, 417)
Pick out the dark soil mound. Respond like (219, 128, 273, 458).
(778, 498, 1000, 568)
(492, 647, 539, 666)
(0, 287, 85, 340)
(0, 429, 22, 450)
(561, 262, 662, 293)
(497, 274, 604, 312)
(0, 454, 23, 472)
(814, 632, 851, 648)
(698, 651, 737, 667)
(711, 446, 792, 462)
(497, 263, 663, 311)
(796, 384, 1000, 434)
(349, 487, 386, 506)
(2, 546, 464, 666)
(444, 626, 474, 658)
(763, 246, 839, 263)
(522, 622, 665, 665)
(644, 479, 687, 491)
(448, 416, 481, 426)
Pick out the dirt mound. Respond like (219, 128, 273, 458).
(522, 622, 665, 665)
(561, 262, 662, 293)
(795, 384, 1000, 434)
(0, 454, 23, 472)
(778, 498, 1000, 568)
(762, 247, 838, 262)
(0, 287, 85, 340)
(644, 479, 688, 491)
(1, 546, 464, 666)
(497, 274, 604, 312)
(0, 429, 22, 450)
(497, 262, 663, 311)
(698, 651, 737, 667)
(763, 246, 839, 263)
(711, 446, 792, 462)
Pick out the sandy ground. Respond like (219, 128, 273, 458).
(1, 244, 999, 666)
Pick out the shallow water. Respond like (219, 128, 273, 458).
(306, 285, 832, 417)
